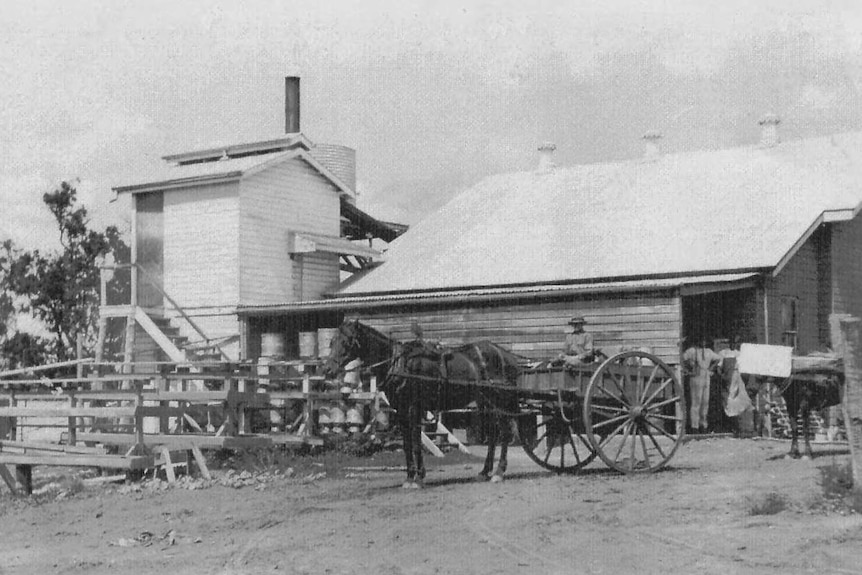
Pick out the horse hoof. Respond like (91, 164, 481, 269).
(786, 453, 800, 460)
(801, 454, 812, 461)
(490, 475, 504, 484)
(477, 473, 491, 482)
(402, 481, 415, 489)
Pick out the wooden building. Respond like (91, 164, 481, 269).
(110, 78, 404, 363)
(238, 120, 862, 366)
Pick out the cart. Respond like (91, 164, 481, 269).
(515, 350, 686, 474)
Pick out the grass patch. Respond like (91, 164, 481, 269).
(747, 492, 788, 516)
(817, 460, 862, 513)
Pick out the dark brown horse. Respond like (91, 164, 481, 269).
(385, 338, 522, 488)
(321, 320, 396, 385)
(745, 369, 843, 459)
(322, 320, 523, 488)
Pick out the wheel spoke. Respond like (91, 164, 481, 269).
(638, 427, 653, 468)
(640, 365, 661, 403)
(593, 382, 629, 407)
(597, 419, 630, 450)
(613, 421, 633, 462)
(609, 370, 630, 403)
(647, 412, 684, 423)
(644, 417, 678, 442)
(591, 404, 628, 416)
(591, 413, 629, 430)
(542, 442, 553, 464)
(534, 427, 549, 447)
(645, 395, 681, 411)
(565, 432, 580, 464)
(642, 377, 674, 406)
(642, 422, 668, 460)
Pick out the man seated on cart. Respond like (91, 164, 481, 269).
(556, 316, 601, 366)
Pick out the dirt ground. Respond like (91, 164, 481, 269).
(1, 436, 861, 575)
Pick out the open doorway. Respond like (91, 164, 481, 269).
(681, 287, 758, 433)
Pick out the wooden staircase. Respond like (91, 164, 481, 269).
(97, 263, 231, 366)
(420, 412, 469, 457)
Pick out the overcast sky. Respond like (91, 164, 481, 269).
(2, 0, 862, 251)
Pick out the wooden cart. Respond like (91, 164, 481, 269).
(515, 350, 686, 474)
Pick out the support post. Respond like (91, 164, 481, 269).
(68, 393, 77, 447)
(835, 315, 862, 494)
(15, 465, 32, 496)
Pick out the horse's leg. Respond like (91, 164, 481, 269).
(399, 411, 417, 488)
(786, 399, 801, 459)
(411, 405, 425, 487)
(491, 416, 512, 483)
(479, 410, 496, 480)
(801, 399, 814, 460)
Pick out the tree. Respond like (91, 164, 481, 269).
(1, 181, 129, 364)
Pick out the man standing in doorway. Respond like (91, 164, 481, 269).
(682, 337, 724, 434)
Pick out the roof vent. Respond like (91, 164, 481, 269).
(536, 142, 556, 173)
(758, 113, 780, 148)
(643, 131, 662, 160)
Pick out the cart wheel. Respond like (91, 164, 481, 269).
(583, 351, 685, 474)
(518, 397, 597, 474)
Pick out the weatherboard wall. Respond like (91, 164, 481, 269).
(349, 290, 682, 365)
(239, 157, 341, 306)
(161, 181, 241, 343)
(831, 213, 862, 326)
(768, 225, 830, 353)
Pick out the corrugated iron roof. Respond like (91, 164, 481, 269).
(338, 131, 862, 296)
(237, 272, 759, 315)
(113, 151, 294, 193)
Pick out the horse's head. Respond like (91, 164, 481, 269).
(322, 321, 363, 379)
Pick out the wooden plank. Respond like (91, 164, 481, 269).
(0, 407, 138, 418)
(269, 433, 324, 447)
(190, 445, 211, 480)
(0, 359, 94, 379)
(420, 432, 445, 458)
(75, 432, 272, 449)
(0, 463, 18, 496)
(0, 453, 153, 469)
(159, 447, 176, 482)
(0, 440, 108, 455)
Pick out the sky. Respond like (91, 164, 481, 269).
(2, 0, 862, 251)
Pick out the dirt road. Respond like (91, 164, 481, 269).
(1, 437, 860, 575)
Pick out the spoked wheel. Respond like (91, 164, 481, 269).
(518, 395, 597, 474)
(583, 351, 685, 474)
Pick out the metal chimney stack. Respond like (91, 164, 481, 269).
(285, 76, 301, 134)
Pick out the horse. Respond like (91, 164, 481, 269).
(322, 320, 523, 488)
(321, 319, 398, 385)
(385, 337, 522, 488)
(744, 370, 843, 459)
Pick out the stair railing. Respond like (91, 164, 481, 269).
(134, 264, 231, 362)
(99, 263, 230, 362)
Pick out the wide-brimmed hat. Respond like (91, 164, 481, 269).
(568, 316, 586, 325)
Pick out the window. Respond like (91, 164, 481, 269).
(780, 297, 798, 350)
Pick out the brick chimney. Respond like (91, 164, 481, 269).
(536, 142, 556, 173)
(758, 113, 780, 148)
(285, 76, 301, 134)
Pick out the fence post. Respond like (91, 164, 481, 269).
(836, 315, 862, 494)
